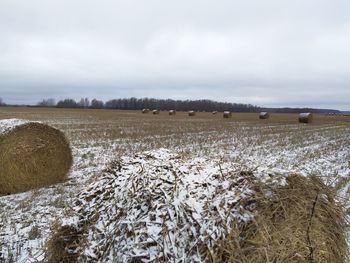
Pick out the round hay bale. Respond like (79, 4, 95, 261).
(212, 111, 218, 115)
(152, 110, 159, 115)
(259, 112, 270, 119)
(219, 174, 347, 263)
(0, 119, 72, 195)
(188, 110, 196, 116)
(223, 111, 232, 118)
(169, 110, 176, 116)
(141, 109, 150, 114)
(299, 112, 313, 123)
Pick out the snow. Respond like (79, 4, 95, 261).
(0, 119, 28, 135)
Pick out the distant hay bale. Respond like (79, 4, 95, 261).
(223, 111, 232, 118)
(141, 109, 150, 114)
(169, 110, 176, 115)
(259, 112, 270, 119)
(299, 112, 313, 123)
(188, 111, 196, 116)
(152, 110, 160, 115)
(0, 119, 72, 195)
(212, 111, 218, 115)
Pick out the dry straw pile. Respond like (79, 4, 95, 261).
(259, 112, 270, 119)
(141, 109, 150, 113)
(0, 119, 72, 195)
(46, 149, 348, 263)
(299, 112, 313, 123)
(169, 110, 176, 115)
(152, 109, 160, 114)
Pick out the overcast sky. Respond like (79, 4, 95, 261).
(0, 0, 349, 110)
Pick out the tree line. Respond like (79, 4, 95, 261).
(0, 96, 341, 114)
(36, 97, 261, 112)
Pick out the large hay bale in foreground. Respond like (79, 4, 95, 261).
(0, 119, 72, 195)
(299, 112, 313, 123)
(218, 174, 347, 263)
(223, 111, 232, 118)
(259, 112, 270, 119)
(46, 150, 347, 263)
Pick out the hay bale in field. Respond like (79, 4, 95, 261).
(219, 174, 347, 263)
(299, 112, 313, 123)
(259, 112, 270, 119)
(223, 111, 232, 118)
(188, 110, 196, 116)
(169, 110, 176, 115)
(0, 119, 72, 195)
(45, 150, 347, 262)
(152, 110, 159, 115)
(212, 111, 218, 115)
(141, 109, 150, 114)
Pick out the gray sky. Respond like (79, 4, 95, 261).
(0, 0, 350, 110)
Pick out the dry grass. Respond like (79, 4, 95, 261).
(45, 223, 83, 263)
(0, 122, 72, 195)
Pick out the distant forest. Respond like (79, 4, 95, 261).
(37, 97, 261, 112)
(0, 97, 341, 114)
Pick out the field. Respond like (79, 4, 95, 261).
(1, 107, 350, 262)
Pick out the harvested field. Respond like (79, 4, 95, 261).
(0, 107, 349, 262)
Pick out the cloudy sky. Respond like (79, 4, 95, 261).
(0, 0, 349, 109)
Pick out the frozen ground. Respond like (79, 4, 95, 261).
(0, 113, 349, 262)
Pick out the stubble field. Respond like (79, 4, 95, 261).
(0, 107, 350, 262)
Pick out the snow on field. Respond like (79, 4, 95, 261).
(0, 119, 28, 135)
(0, 115, 350, 262)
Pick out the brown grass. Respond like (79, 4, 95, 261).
(46, 223, 83, 263)
(0, 122, 72, 195)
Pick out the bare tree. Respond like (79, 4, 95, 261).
(56, 99, 78, 108)
(78, 98, 90, 108)
(37, 98, 56, 107)
(90, 98, 104, 109)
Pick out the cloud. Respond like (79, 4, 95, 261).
(0, 0, 349, 109)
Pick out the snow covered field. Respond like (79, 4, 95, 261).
(0, 108, 349, 262)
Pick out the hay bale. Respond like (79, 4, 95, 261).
(299, 112, 313, 123)
(0, 119, 72, 195)
(141, 109, 150, 114)
(152, 110, 160, 115)
(259, 112, 270, 119)
(223, 111, 232, 118)
(169, 110, 176, 116)
(219, 174, 347, 263)
(188, 111, 196, 116)
(212, 111, 218, 115)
